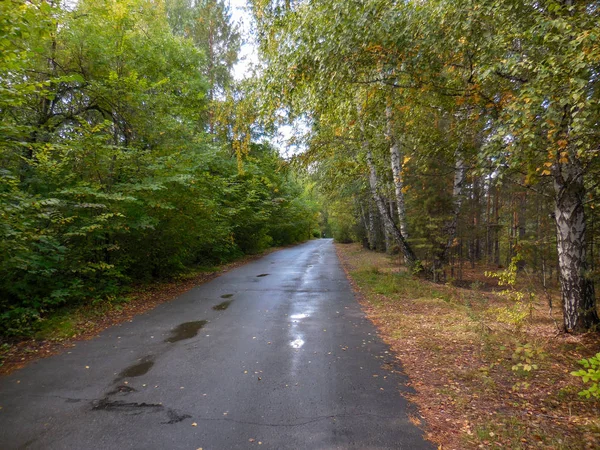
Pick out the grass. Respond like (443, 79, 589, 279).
(336, 242, 600, 450)
(33, 294, 133, 341)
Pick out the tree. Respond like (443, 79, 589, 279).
(166, 0, 241, 132)
(0, 0, 316, 336)
(252, 0, 600, 332)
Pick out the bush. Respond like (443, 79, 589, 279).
(571, 353, 600, 399)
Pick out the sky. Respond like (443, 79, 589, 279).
(228, 0, 259, 81)
(227, 0, 305, 155)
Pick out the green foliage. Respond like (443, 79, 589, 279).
(571, 353, 600, 399)
(411, 260, 425, 277)
(252, 0, 600, 330)
(0, 0, 317, 337)
(486, 255, 534, 331)
(326, 199, 358, 244)
(511, 343, 543, 374)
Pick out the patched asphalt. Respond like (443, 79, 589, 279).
(0, 239, 434, 449)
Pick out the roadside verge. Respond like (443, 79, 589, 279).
(336, 242, 599, 450)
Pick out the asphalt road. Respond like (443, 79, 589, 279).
(0, 239, 433, 450)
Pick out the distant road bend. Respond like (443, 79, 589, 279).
(0, 239, 433, 449)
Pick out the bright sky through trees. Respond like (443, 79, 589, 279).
(230, 0, 257, 80)
(228, 0, 304, 155)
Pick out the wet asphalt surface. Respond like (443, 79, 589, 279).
(0, 239, 434, 450)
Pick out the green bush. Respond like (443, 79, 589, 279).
(571, 353, 600, 399)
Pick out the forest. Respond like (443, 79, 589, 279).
(2, 1, 599, 447)
(2, 0, 600, 339)
(0, 0, 319, 336)
(249, 0, 600, 334)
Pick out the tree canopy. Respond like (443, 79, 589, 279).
(0, 0, 319, 336)
(250, 0, 600, 333)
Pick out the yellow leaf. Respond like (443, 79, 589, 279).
(541, 170, 551, 176)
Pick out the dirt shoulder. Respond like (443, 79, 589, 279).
(336, 243, 600, 450)
(0, 246, 286, 376)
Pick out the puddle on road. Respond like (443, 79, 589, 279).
(165, 320, 208, 343)
(256, 273, 269, 277)
(290, 313, 308, 320)
(290, 338, 305, 349)
(220, 294, 234, 298)
(119, 358, 154, 378)
(213, 300, 233, 311)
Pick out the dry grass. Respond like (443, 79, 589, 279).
(336, 243, 600, 450)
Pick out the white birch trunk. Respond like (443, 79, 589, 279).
(365, 146, 416, 265)
(357, 99, 416, 265)
(441, 154, 467, 262)
(553, 156, 599, 332)
(385, 102, 409, 239)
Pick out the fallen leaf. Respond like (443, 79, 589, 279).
(191, 423, 197, 427)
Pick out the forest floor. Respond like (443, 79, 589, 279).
(336, 243, 600, 450)
(0, 247, 286, 376)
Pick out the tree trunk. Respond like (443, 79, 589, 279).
(368, 201, 378, 250)
(493, 184, 500, 266)
(383, 198, 393, 254)
(357, 98, 416, 265)
(365, 147, 417, 265)
(553, 156, 599, 332)
(441, 153, 467, 262)
(516, 191, 527, 271)
(385, 100, 409, 238)
(486, 174, 492, 264)
(359, 201, 372, 249)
